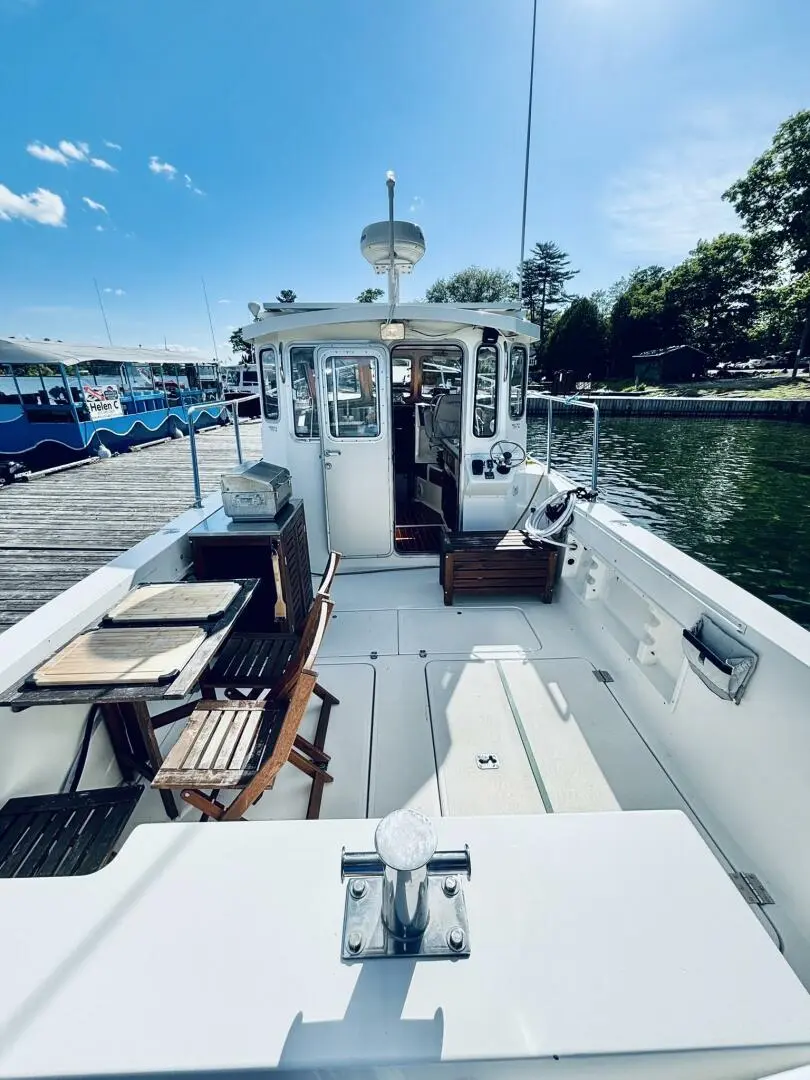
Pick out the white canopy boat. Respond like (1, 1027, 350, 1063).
(1, 188, 810, 1080)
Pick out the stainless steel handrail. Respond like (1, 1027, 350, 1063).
(186, 393, 261, 508)
(535, 393, 600, 491)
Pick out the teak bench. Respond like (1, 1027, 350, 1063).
(441, 530, 558, 605)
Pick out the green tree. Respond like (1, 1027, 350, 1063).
(228, 328, 253, 365)
(425, 266, 516, 304)
(519, 241, 579, 346)
(667, 234, 771, 360)
(750, 272, 810, 361)
(356, 287, 385, 303)
(607, 266, 683, 376)
(545, 297, 607, 379)
(724, 110, 810, 374)
(276, 289, 297, 303)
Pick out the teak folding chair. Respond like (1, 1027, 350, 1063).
(153, 596, 335, 820)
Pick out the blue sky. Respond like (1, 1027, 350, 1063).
(2, 0, 810, 358)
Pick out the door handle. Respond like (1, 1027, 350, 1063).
(323, 449, 341, 456)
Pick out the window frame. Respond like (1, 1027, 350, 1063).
(322, 353, 381, 441)
(258, 346, 280, 422)
(508, 344, 528, 420)
(472, 344, 499, 439)
(289, 345, 319, 439)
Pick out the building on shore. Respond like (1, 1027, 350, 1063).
(633, 345, 708, 383)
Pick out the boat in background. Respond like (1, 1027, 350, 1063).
(0, 339, 228, 472)
(222, 358, 261, 417)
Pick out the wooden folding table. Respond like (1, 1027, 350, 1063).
(0, 578, 259, 820)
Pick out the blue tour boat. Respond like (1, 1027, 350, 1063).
(0, 339, 228, 471)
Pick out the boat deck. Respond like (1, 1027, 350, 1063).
(129, 569, 734, 873)
(0, 422, 261, 631)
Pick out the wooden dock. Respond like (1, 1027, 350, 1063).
(0, 423, 262, 630)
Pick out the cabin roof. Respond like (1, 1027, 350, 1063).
(241, 302, 542, 342)
(0, 339, 214, 367)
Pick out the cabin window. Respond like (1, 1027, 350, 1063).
(324, 355, 379, 439)
(391, 344, 463, 403)
(259, 347, 279, 421)
(290, 346, 319, 438)
(125, 364, 155, 391)
(472, 345, 498, 438)
(509, 345, 528, 420)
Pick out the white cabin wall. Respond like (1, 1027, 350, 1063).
(555, 488, 810, 973)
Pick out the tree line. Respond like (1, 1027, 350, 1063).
(423, 109, 810, 380)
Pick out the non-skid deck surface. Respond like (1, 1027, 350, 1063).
(398, 607, 542, 657)
(425, 657, 719, 833)
(105, 582, 241, 624)
(0, 422, 262, 631)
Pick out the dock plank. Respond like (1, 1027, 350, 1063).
(0, 422, 262, 631)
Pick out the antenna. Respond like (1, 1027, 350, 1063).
(93, 277, 113, 346)
(201, 277, 219, 361)
(518, 0, 538, 307)
(386, 171, 398, 305)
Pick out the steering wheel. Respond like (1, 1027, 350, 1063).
(489, 439, 527, 471)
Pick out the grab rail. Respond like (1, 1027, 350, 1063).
(187, 393, 261, 508)
(536, 393, 600, 491)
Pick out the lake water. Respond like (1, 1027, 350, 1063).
(526, 415, 810, 629)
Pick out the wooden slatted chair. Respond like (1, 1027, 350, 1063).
(201, 550, 341, 702)
(153, 596, 336, 820)
(0, 785, 143, 878)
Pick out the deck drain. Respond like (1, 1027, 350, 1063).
(475, 754, 500, 770)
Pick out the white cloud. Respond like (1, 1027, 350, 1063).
(82, 196, 107, 213)
(218, 298, 231, 304)
(95, 224, 105, 232)
(27, 139, 116, 173)
(149, 156, 177, 179)
(103, 140, 122, 151)
(183, 172, 204, 195)
(26, 141, 69, 165)
(0, 183, 66, 226)
(103, 287, 125, 296)
(604, 104, 782, 261)
(58, 139, 87, 162)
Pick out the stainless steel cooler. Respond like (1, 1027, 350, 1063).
(221, 460, 292, 521)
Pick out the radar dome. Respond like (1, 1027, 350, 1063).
(360, 221, 425, 275)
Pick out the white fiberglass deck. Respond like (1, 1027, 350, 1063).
(131, 569, 727, 854)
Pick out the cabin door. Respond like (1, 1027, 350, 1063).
(315, 346, 393, 557)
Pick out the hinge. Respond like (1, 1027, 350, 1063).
(593, 669, 614, 683)
(730, 871, 774, 906)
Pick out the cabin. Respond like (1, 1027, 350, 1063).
(633, 345, 708, 383)
(241, 300, 534, 570)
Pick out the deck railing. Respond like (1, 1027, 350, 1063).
(535, 393, 600, 491)
(186, 394, 261, 508)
